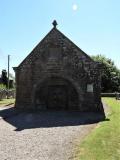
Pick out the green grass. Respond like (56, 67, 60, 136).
(0, 98, 15, 106)
(0, 84, 6, 89)
(75, 98, 120, 160)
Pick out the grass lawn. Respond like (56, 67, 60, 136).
(75, 98, 120, 160)
(0, 98, 15, 106)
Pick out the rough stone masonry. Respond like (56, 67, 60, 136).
(13, 20, 105, 117)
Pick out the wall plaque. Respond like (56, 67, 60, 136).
(87, 84, 93, 92)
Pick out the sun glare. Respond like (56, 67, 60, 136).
(72, 4, 78, 11)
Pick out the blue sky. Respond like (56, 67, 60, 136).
(0, 0, 120, 75)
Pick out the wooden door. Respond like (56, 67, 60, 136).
(47, 85, 68, 110)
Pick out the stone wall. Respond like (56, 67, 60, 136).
(14, 27, 103, 113)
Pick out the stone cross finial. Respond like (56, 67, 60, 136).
(52, 20, 58, 28)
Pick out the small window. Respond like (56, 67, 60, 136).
(87, 84, 93, 92)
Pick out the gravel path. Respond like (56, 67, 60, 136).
(0, 108, 104, 160)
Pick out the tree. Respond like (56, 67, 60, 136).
(1, 69, 8, 87)
(92, 55, 120, 92)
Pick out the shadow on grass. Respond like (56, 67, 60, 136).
(5, 103, 14, 106)
(0, 107, 107, 131)
(104, 118, 110, 121)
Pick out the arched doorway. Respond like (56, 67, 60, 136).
(35, 77, 79, 110)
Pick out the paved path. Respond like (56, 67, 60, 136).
(0, 107, 105, 160)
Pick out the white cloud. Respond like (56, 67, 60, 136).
(72, 4, 78, 11)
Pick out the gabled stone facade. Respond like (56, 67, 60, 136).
(14, 21, 105, 116)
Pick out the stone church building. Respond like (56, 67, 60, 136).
(14, 21, 104, 115)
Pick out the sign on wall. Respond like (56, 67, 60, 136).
(87, 84, 93, 92)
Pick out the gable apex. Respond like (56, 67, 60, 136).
(17, 23, 94, 69)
